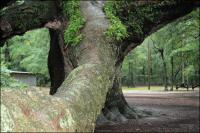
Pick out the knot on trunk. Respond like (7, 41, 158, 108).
(45, 19, 62, 30)
(0, 19, 12, 38)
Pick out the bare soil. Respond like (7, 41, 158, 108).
(95, 90, 199, 132)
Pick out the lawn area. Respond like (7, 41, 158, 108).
(122, 86, 199, 92)
(122, 86, 165, 91)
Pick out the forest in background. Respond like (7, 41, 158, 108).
(122, 9, 199, 90)
(1, 28, 50, 87)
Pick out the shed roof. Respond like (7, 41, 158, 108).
(9, 70, 34, 75)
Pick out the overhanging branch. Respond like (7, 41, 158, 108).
(0, 0, 58, 45)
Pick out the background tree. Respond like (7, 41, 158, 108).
(121, 8, 199, 90)
(1, 28, 50, 85)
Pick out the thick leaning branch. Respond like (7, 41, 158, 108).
(1, 1, 117, 132)
(1, 60, 116, 132)
(0, 1, 58, 45)
(119, 0, 199, 60)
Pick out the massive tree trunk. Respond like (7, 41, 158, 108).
(1, 0, 199, 132)
(97, 64, 145, 125)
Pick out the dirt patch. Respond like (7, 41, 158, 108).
(95, 90, 199, 132)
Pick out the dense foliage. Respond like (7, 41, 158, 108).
(0, 62, 27, 88)
(1, 28, 50, 86)
(122, 8, 199, 89)
(63, 1, 85, 46)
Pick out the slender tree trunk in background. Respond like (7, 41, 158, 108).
(127, 61, 132, 87)
(170, 56, 174, 91)
(169, 29, 174, 91)
(132, 61, 135, 87)
(163, 61, 168, 91)
(128, 61, 131, 87)
(199, 40, 200, 87)
(147, 41, 151, 90)
(130, 62, 134, 87)
(170, 43, 174, 91)
(181, 42, 185, 84)
(182, 60, 185, 84)
(160, 50, 168, 91)
(131, 63, 134, 87)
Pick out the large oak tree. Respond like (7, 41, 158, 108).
(0, 0, 199, 132)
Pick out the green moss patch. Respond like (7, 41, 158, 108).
(63, 1, 85, 46)
(103, 1, 128, 41)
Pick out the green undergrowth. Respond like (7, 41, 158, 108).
(63, 1, 85, 46)
(1, 64, 28, 89)
(103, 1, 128, 41)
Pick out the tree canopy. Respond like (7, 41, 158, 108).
(122, 8, 199, 88)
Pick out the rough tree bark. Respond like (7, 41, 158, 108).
(0, 1, 58, 44)
(1, 0, 199, 132)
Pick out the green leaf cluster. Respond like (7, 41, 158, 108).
(0, 62, 28, 89)
(104, 1, 128, 41)
(63, 1, 85, 46)
(1, 28, 50, 86)
(7, 28, 50, 78)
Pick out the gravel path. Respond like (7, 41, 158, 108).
(95, 90, 199, 132)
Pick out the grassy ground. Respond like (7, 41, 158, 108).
(123, 86, 165, 91)
(122, 86, 199, 92)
